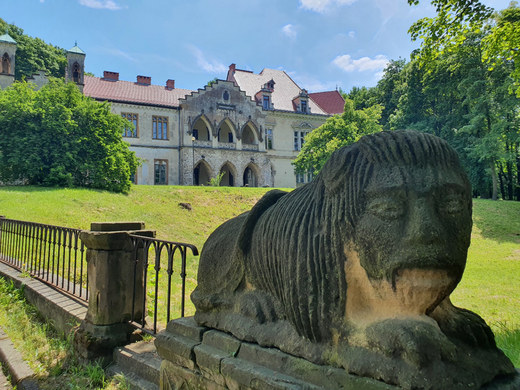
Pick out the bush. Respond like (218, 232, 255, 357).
(0, 79, 138, 193)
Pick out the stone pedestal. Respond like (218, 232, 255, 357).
(155, 317, 398, 390)
(74, 222, 155, 362)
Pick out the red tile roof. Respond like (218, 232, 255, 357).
(309, 91, 345, 115)
(83, 75, 193, 108)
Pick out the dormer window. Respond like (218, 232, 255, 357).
(267, 80, 275, 90)
(293, 89, 309, 114)
(263, 95, 270, 110)
(300, 99, 307, 114)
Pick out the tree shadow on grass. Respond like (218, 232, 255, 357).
(472, 199, 520, 244)
(0, 185, 114, 194)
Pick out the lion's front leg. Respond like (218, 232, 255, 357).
(430, 296, 496, 348)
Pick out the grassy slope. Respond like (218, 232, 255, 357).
(0, 186, 519, 365)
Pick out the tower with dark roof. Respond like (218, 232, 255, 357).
(0, 33, 17, 89)
(66, 43, 86, 92)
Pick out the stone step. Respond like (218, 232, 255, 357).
(106, 340, 160, 390)
(107, 363, 158, 390)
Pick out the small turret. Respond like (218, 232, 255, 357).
(0, 33, 17, 89)
(66, 42, 86, 91)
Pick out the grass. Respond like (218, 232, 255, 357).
(0, 277, 129, 389)
(0, 185, 519, 366)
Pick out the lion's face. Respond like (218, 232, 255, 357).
(351, 163, 472, 311)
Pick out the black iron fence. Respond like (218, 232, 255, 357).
(0, 217, 88, 301)
(0, 216, 200, 335)
(128, 233, 199, 334)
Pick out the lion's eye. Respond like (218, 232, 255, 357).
(367, 198, 405, 220)
(440, 194, 465, 215)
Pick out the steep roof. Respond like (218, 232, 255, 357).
(68, 44, 85, 55)
(309, 91, 345, 115)
(83, 75, 193, 108)
(0, 33, 16, 44)
(229, 67, 327, 115)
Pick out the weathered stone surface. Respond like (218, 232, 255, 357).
(166, 317, 207, 342)
(194, 344, 230, 386)
(160, 360, 226, 390)
(221, 357, 316, 390)
(191, 130, 518, 389)
(90, 221, 146, 232)
(202, 330, 241, 356)
(73, 321, 132, 363)
(155, 329, 200, 370)
(158, 318, 401, 390)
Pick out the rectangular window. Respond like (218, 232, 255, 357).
(154, 159, 168, 185)
(263, 95, 270, 110)
(121, 113, 138, 137)
(294, 131, 308, 151)
(265, 128, 273, 150)
(228, 132, 234, 143)
(301, 100, 307, 113)
(130, 170, 137, 184)
(295, 170, 314, 185)
(152, 116, 168, 140)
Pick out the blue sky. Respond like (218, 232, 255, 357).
(1, 0, 513, 93)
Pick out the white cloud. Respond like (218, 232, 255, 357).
(299, 0, 357, 13)
(332, 54, 389, 72)
(188, 45, 227, 74)
(288, 71, 337, 92)
(348, 30, 356, 38)
(78, 0, 122, 10)
(102, 48, 137, 62)
(282, 24, 297, 39)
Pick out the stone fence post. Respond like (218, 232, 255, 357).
(73, 222, 155, 362)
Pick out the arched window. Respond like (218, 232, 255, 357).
(72, 62, 81, 83)
(223, 90, 230, 101)
(2, 53, 10, 74)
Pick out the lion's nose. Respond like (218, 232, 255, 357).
(404, 197, 443, 245)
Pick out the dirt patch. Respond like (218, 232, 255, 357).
(506, 249, 520, 261)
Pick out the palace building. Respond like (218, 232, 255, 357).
(0, 33, 344, 188)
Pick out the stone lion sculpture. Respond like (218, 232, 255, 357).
(192, 130, 517, 389)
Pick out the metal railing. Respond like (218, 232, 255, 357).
(128, 233, 198, 334)
(0, 217, 88, 301)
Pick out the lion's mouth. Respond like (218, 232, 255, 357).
(391, 268, 457, 313)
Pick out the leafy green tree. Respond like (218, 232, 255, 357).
(0, 18, 67, 81)
(0, 79, 138, 193)
(408, 0, 520, 96)
(482, 5, 520, 96)
(292, 99, 383, 174)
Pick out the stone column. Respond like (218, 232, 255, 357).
(73, 222, 155, 362)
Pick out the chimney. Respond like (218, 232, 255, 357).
(166, 79, 175, 90)
(136, 75, 151, 85)
(103, 71, 119, 81)
(227, 63, 236, 82)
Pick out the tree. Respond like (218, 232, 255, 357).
(482, 5, 520, 96)
(292, 100, 383, 174)
(0, 18, 67, 81)
(0, 78, 138, 193)
(408, 1, 520, 96)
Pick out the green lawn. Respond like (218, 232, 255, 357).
(0, 185, 518, 366)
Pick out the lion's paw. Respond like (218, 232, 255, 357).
(365, 318, 457, 368)
(431, 303, 496, 348)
